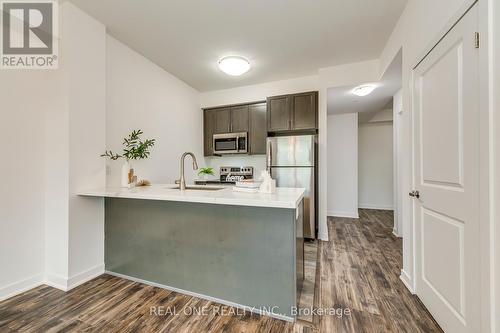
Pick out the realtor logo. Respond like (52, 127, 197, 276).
(1, 0, 58, 69)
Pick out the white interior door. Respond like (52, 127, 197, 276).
(412, 4, 480, 333)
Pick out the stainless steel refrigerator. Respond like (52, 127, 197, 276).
(267, 135, 317, 239)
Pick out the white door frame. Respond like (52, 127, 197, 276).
(406, 0, 494, 331)
(493, 0, 500, 330)
(393, 88, 403, 238)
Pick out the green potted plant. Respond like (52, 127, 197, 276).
(101, 130, 155, 187)
(197, 167, 215, 181)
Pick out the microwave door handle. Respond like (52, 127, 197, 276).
(236, 136, 240, 152)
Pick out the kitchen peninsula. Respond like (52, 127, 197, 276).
(79, 185, 305, 321)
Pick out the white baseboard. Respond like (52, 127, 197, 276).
(0, 265, 104, 301)
(400, 269, 415, 294)
(327, 211, 359, 219)
(44, 272, 69, 291)
(45, 263, 104, 292)
(358, 204, 394, 210)
(106, 270, 294, 323)
(318, 230, 329, 241)
(392, 229, 402, 238)
(0, 273, 44, 302)
(67, 263, 104, 290)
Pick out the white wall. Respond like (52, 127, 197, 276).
(43, 66, 70, 287)
(0, 3, 108, 297)
(44, 2, 107, 290)
(106, 36, 202, 186)
(358, 121, 393, 210)
(0, 71, 56, 300)
(370, 108, 393, 122)
(65, 3, 106, 285)
(1, 2, 204, 300)
(327, 113, 358, 218)
(200, 75, 319, 107)
(319, 60, 381, 237)
(0, 1, 107, 299)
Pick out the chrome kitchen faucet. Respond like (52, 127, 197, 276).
(178, 152, 198, 190)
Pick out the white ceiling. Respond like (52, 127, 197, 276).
(68, 0, 407, 92)
(327, 49, 402, 121)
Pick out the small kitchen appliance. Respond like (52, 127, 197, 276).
(213, 133, 248, 155)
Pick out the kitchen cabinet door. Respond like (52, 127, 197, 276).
(291, 92, 317, 130)
(214, 108, 231, 134)
(204, 109, 217, 156)
(267, 95, 291, 132)
(230, 105, 249, 133)
(249, 103, 267, 154)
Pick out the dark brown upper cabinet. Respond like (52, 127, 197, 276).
(267, 91, 318, 132)
(248, 103, 267, 154)
(213, 107, 231, 134)
(267, 95, 291, 132)
(203, 101, 267, 156)
(291, 92, 318, 130)
(230, 105, 249, 133)
(204, 109, 217, 156)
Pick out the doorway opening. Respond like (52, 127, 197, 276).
(326, 50, 402, 235)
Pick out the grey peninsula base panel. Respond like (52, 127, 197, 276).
(104, 198, 298, 319)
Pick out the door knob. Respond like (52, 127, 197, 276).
(409, 190, 420, 199)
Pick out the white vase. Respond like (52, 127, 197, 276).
(121, 160, 131, 187)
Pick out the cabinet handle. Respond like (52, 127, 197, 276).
(267, 140, 272, 167)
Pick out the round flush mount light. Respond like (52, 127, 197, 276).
(218, 56, 251, 76)
(352, 84, 377, 97)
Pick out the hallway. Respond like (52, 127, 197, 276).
(319, 210, 442, 332)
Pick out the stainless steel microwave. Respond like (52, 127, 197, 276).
(213, 132, 248, 155)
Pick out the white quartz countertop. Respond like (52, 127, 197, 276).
(78, 184, 305, 209)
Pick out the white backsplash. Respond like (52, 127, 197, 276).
(204, 155, 267, 180)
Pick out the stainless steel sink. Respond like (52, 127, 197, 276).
(165, 186, 225, 191)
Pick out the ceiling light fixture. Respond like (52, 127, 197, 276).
(218, 56, 251, 76)
(352, 84, 377, 97)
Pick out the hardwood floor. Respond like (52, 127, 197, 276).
(0, 209, 442, 333)
(297, 240, 319, 323)
(319, 210, 442, 333)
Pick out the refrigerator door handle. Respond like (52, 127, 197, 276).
(267, 139, 272, 169)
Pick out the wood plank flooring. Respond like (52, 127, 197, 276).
(318, 210, 442, 333)
(0, 209, 442, 333)
(297, 240, 319, 323)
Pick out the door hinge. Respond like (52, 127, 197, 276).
(474, 32, 480, 49)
